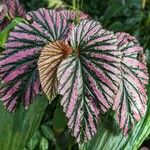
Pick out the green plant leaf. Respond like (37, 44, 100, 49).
(41, 125, 55, 141)
(82, 85, 150, 150)
(53, 104, 67, 133)
(109, 21, 124, 32)
(47, 0, 66, 8)
(26, 131, 42, 150)
(39, 137, 49, 150)
(102, 0, 126, 24)
(0, 95, 48, 150)
(0, 17, 24, 48)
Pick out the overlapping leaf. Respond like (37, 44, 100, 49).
(57, 20, 121, 142)
(59, 10, 89, 21)
(0, 18, 9, 32)
(3, 0, 26, 19)
(37, 10, 89, 100)
(0, 0, 26, 31)
(0, 8, 70, 111)
(113, 32, 148, 134)
(0, 4, 8, 22)
(38, 41, 72, 100)
(0, 4, 9, 31)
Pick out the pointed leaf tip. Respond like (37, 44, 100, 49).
(57, 20, 121, 143)
(113, 32, 148, 135)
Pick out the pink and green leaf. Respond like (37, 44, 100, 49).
(57, 20, 121, 143)
(0, 4, 8, 22)
(3, 0, 26, 19)
(0, 8, 70, 111)
(58, 10, 89, 21)
(0, 0, 26, 31)
(113, 32, 148, 134)
(0, 4, 9, 31)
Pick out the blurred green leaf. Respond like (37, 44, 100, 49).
(39, 137, 49, 150)
(41, 125, 55, 141)
(102, 0, 126, 24)
(125, 0, 141, 5)
(0, 95, 48, 150)
(53, 105, 67, 133)
(47, 0, 66, 8)
(142, 0, 146, 9)
(0, 17, 25, 48)
(27, 131, 42, 150)
(109, 21, 124, 31)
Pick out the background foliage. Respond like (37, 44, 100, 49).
(1, 0, 150, 150)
